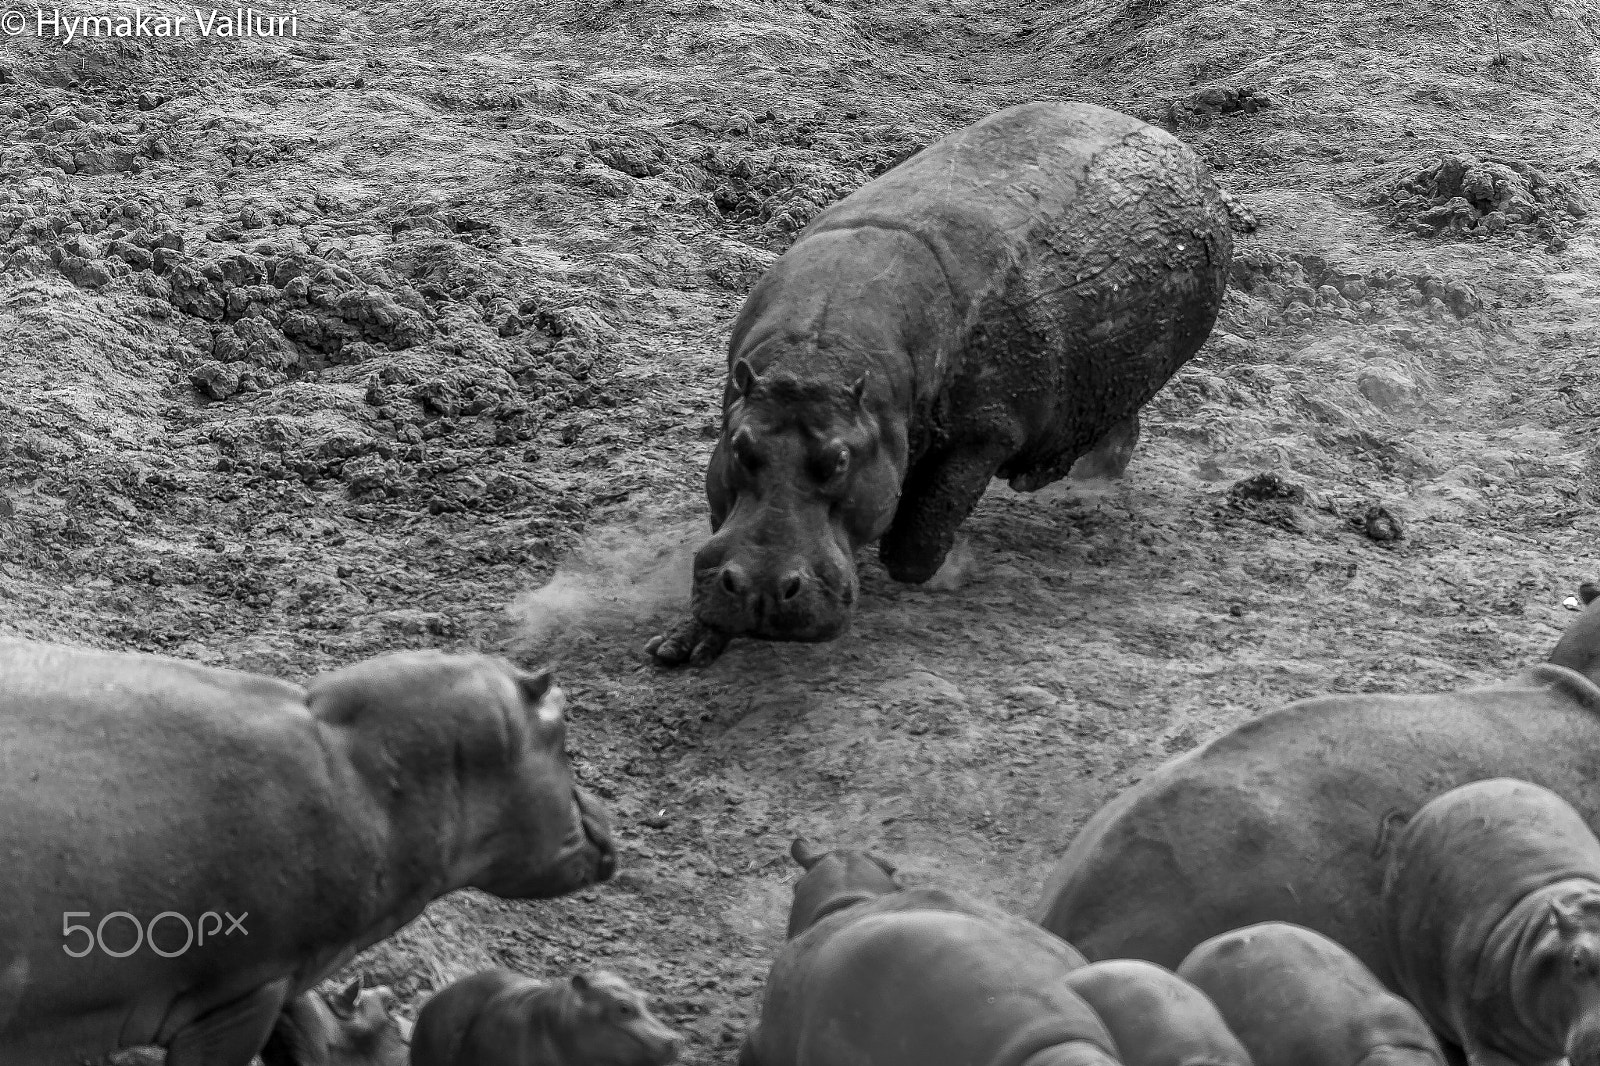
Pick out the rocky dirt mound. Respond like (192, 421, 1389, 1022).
(1375, 152, 1592, 248)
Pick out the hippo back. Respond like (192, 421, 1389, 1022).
(1036, 664, 1600, 987)
(1177, 923, 1445, 1066)
(1064, 960, 1251, 1066)
(753, 905, 1109, 1066)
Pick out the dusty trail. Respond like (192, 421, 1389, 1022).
(0, 0, 1597, 1060)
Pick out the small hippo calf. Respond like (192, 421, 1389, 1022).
(1177, 922, 1447, 1066)
(261, 980, 412, 1066)
(408, 969, 681, 1066)
(1063, 960, 1251, 1066)
(1383, 777, 1600, 1066)
(742, 838, 1114, 1066)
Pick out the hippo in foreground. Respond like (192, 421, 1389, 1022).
(0, 641, 616, 1066)
(741, 839, 1115, 1066)
(1177, 923, 1447, 1066)
(1034, 582, 1600, 988)
(648, 99, 1233, 666)
(1383, 778, 1600, 1066)
(409, 969, 681, 1066)
(1063, 960, 1251, 1066)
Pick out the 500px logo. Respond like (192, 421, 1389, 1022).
(62, 910, 248, 958)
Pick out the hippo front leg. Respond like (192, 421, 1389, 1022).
(165, 979, 290, 1066)
(1065, 413, 1142, 483)
(645, 619, 732, 667)
(879, 441, 1012, 584)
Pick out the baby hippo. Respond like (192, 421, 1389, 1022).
(408, 969, 681, 1066)
(741, 838, 1118, 1066)
(1064, 960, 1252, 1066)
(262, 979, 413, 1066)
(1177, 922, 1447, 1066)
(1383, 777, 1600, 1066)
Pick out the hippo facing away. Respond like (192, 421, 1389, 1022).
(1063, 960, 1251, 1066)
(1383, 778, 1600, 1066)
(0, 642, 616, 1066)
(741, 839, 1109, 1066)
(1034, 583, 1600, 988)
(408, 969, 681, 1066)
(1177, 923, 1447, 1066)
(649, 99, 1232, 666)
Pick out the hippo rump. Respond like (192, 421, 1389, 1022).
(648, 99, 1233, 666)
(740, 840, 1111, 1066)
(408, 969, 681, 1066)
(0, 641, 616, 1066)
(1063, 960, 1251, 1066)
(1033, 583, 1600, 989)
(1176, 923, 1446, 1066)
(1383, 778, 1600, 1066)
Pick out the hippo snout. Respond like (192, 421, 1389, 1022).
(653, 1031, 684, 1064)
(576, 787, 617, 883)
(1568, 1011, 1600, 1066)
(692, 550, 857, 643)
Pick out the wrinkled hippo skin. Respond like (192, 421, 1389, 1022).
(1034, 584, 1600, 991)
(1063, 960, 1251, 1066)
(648, 99, 1232, 666)
(0, 641, 616, 1066)
(409, 969, 680, 1066)
(1383, 778, 1600, 1066)
(1177, 923, 1446, 1066)
(741, 839, 1107, 1066)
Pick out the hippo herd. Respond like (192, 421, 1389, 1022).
(1, 96, 1597, 1066)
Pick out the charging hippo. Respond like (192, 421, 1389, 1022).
(1035, 582, 1600, 988)
(259, 979, 412, 1066)
(1383, 778, 1600, 1066)
(1063, 961, 1251, 1066)
(409, 969, 681, 1066)
(0, 641, 616, 1066)
(740, 839, 1113, 1066)
(1177, 923, 1447, 1066)
(647, 99, 1233, 666)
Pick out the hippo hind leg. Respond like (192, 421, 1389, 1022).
(1019, 1041, 1122, 1066)
(165, 979, 291, 1066)
(1066, 413, 1141, 483)
(879, 440, 1013, 584)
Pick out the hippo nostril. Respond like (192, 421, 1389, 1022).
(720, 564, 748, 596)
(779, 572, 805, 601)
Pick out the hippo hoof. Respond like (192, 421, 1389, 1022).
(646, 619, 731, 667)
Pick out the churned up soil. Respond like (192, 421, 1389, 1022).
(1, 0, 1597, 1061)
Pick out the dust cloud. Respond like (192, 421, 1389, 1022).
(509, 511, 705, 648)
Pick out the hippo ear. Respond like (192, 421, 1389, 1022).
(515, 666, 555, 706)
(732, 358, 759, 399)
(870, 853, 898, 878)
(1553, 897, 1584, 936)
(570, 973, 593, 997)
(791, 837, 824, 870)
(1581, 582, 1600, 606)
(330, 976, 365, 1017)
(850, 372, 869, 407)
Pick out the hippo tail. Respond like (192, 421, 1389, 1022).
(1019, 1041, 1123, 1066)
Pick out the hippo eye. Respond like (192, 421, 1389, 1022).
(813, 443, 849, 482)
(730, 428, 761, 471)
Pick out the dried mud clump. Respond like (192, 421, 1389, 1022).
(1376, 153, 1590, 246)
(1226, 251, 1498, 333)
(1167, 84, 1272, 126)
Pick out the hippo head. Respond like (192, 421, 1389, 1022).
(260, 977, 411, 1066)
(785, 837, 899, 938)
(690, 359, 909, 643)
(566, 971, 682, 1066)
(1551, 582, 1600, 687)
(308, 653, 617, 901)
(1529, 890, 1600, 1063)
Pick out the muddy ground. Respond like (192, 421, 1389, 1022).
(2, 0, 1599, 1059)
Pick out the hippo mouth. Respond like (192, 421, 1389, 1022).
(688, 568, 856, 642)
